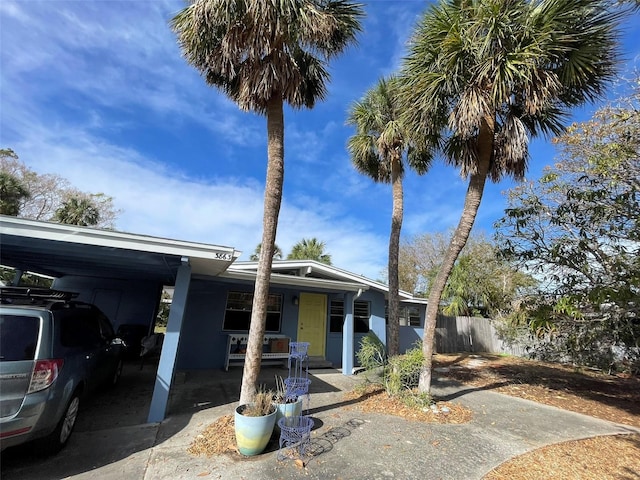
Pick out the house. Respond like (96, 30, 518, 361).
(0, 215, 427, 423)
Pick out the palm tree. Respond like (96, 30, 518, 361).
(0, 172, 30, 216)
(172, 0, 363, 405)
(249, 243, 283, 261)
(54, 196, 100, 226)
(346, 77, 431, 356)
(398, 0, 622, 393)
(287, 237, 332, 264)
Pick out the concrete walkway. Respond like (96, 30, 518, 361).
(1, 367, 638, 480)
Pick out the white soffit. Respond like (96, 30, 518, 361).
(0, 216, 240, 262)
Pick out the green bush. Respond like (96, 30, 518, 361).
(356, 332, 387, 371)
(385, 346, 424, 396)
(398, 389, 432, 409)
(355, 338, 431, 405)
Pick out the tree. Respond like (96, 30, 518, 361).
(398, 231, 452, 295)
(287, 237, 333, 264)
(399, 231, 534, 316)
(54, 195, 101, 226)
(398, 0, 622, 393)
(0, 171, 30, 216)
(439, 238, 536, 318)
(156, 290, 172, 329)
(346, 77, 431, 356)
(0, 149, 119, 228)
(171, 0, 363, 405)
(249, 243, 283, 261)
(496, 87, 639, 369)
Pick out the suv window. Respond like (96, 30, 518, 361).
(58, 309, 102, 348)
(0, 314, 40, 361)
(97, 311, 115, 340)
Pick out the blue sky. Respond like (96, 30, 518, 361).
(1, 1, 639, 281)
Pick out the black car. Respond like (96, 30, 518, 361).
(0, 287, 124, 454)
(116, 323, 150, 359)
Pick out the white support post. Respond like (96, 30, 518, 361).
(342, 291, 354, 375)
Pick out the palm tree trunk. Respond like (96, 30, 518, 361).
(240, 94, 285, 405)
(418, 119, 494, 394)
(387, 155, 403, 357)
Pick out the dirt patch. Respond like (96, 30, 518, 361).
(433, 353, 640, 427)
(432, 353, 640, 479)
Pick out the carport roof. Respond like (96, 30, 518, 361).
(0, 216, 241, 285)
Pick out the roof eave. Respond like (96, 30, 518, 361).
(221, 268, 369, 292)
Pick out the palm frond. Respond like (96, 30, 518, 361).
(398, 0, 622, 183)
(171, 0, 364, 113)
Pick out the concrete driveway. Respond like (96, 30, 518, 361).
(1, 362, 637, 480)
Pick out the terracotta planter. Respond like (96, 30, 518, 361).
(234, 405, 277, 456)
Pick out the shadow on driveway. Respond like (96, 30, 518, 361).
(0, 362, 356, 479)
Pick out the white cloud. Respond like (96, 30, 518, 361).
(9, 118, 387, 278)
(6, 0, 634, 284)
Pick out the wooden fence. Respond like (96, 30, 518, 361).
(433, 315, 527, 356)
(397, 315, 529, 356)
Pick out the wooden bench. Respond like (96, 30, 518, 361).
(224, 334, 290, 371)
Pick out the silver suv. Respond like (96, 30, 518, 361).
(0, 287, 124, 454)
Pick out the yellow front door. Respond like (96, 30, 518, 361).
(296, 292, 327, 357)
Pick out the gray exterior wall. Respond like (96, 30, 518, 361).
(53, 274, 415, 371)
(175, 279, 302, 370)
(175, 278, 391, 370)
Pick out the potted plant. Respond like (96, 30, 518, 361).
(234, 387, 277, 456)
(273, 376, 303, 430)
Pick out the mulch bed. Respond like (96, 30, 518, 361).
(188, 415, 237, 457)
(433, 353, 640, 428)
(343, 383, 473, 424)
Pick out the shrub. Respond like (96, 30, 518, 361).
(385, 346, 424, 396)
(355, 339, 431, 403)
(356, 331, 387, 371)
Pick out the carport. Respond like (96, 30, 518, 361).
(0, 215, 241, 422)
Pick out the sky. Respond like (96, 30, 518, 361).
(1, 1, 639, 281)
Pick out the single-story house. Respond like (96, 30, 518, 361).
(0, 215, 427, 422)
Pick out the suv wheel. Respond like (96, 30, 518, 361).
(110, 360, 123, 387)
(39, 393, 80, 455)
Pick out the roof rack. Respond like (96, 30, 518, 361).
(0, 286, 79, 301)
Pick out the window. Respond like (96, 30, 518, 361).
(385, 305, 421, 327)
(329, 300, 370, 333)
(0, 314, 40, 361)
(59, 309, 102, 348)
(403, 306, 421, 327)
(223, 291, 282, 332)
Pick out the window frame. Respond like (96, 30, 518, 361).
(404, 305, 421, 327)
(386, 304, 421, 327)
(222, 291, 283, 332)
(329, 299, 370, 334)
